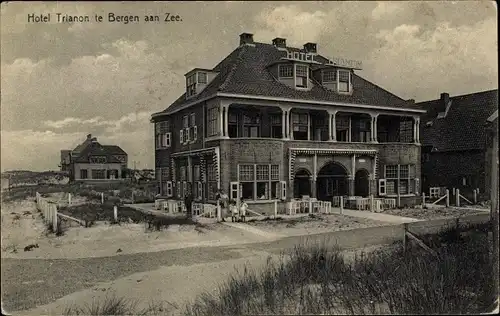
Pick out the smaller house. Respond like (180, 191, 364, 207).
(60, 134, 128, 182)
(416, 89, 498, 196)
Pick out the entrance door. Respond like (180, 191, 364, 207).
(293, 169, 311, 198)
(354, 169, 370, 197)
(316, 162, 349, 201)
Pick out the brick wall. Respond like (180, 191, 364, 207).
(422, 150, 485, 195)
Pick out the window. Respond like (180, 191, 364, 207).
(186, 74, 196, 97)
(113, 155, 127, 163)
(311, 115, 327, 141)
(295, 65, 308, 88)
(180, 166, 186, 181)
(91, 169, 106, 179)
(399, 119, 414, 143)
(243, 114, 260, 137)
(323, 70, 336, 83)
(207, 162, 217, 201)
(207, 107, 218, 137)
(384, 165, 415, 195)
(189, 113, 196, 127)
(183, 115, 189, 128)
(338, 70, 350, 92)
(155, 121, 171, 149)
(89, 156, 107, 164)
(270, 113, 282, 138)
(279, 64, 293, 78)
(166, 181, 173, 197)
(197, 72, 207, 84)
(80, 169, 88, 179)
(292, 113, 308, 140)
(336, 116, 349, 142)
(238, 164, 280, 200)
(352, 119, 371, 142)
(228, 112, 238, 138)
(188, 113, 197, 142)
(193, 165, 200, 181)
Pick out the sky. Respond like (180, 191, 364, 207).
(1, 1, 497, 172)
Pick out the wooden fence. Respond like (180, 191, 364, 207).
(35, 192, 85, 228)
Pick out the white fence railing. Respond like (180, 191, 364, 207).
(286, 200, 332, 215)
(154, 199, 216, 218)
(36, 192, 58, 231)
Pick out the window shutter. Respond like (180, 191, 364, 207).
(415, 178, 420, 195)
(180, 130, 184, 144)
(177, 181, 181, 197)
(280, 181, 287, 200)
(230, 182, 239, 201)
(193, 126, 198, 141)
(186, 128, 191, 143)
(378, 179, 387, 196)
(165, 133, 171, 147)
(183, 181, 187, 196)
(197, 182, 203, 200)
(166, 181, 173, 197)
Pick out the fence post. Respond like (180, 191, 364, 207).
(68, 193, 72, 205)
(340, 196, 344, 215)
(52, 204, 58, 233)
(453, 187, 456, 196)
(473, 189, 477, 204)
(114, 205, 118, 222)
(403, 223, 408, 254)
(445, 189, 450, 207)
(456, 189, 460, 207)
(216, 200, 221, 222)
(101, 192, 104, 204)
(274, 200, 278, 218)
(370, 195, 374, 212)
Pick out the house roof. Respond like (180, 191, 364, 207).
(72, 142, 127, 163)
(415, 89, 498, 152)
(155, 42, 412, 116)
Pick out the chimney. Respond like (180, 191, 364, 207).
(86, 134, 92, 140)
(439, 92, 449, 113)
(272, 37, 287, 48)
(304, 42, 317, 54)
(239, 33, 254, 46)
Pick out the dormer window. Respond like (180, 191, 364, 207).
(186, 74, 196, 97)
(322, 70, 337, 83)
(295, 65, 308, 88)
(279, 64, 293, 78)
(198, 72, 207, 84)
(338, 70, 350, 92)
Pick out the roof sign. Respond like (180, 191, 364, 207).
(326, 57, 363, 70)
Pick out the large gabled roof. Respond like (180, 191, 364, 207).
(415, 89, 498, 152)
(72, 141, 127, 163)
(155, 41, 411, 116)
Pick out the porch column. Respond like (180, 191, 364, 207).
(348, 116, 352, 142)
(312, 153, 317, 198)
(328, 110, 337, 141)
(224, 107, 229, 137)
(415, 117, 420, 144)
(371, 114, 378, 143)
(307, 113, 311, 141)
(219, 104, 224, 137)
(280, 105, 291, 140)
(349, 154, 356, 196)
(289, 110, 294, 140)
(282, 111, 286, 139)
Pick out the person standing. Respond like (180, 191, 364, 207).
(216, 189, 229, 222)
(184, 190, 194, 220)
(230, 200, 239, 222)
(239, 198, 248, 222)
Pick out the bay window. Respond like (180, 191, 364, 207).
(237, 164, 280, 200)
(384, 164, 415, 195)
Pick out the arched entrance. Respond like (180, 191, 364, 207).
(355, 169, 370, 197)
(316, 162, 348, 201)
(294, 169, 311, 198)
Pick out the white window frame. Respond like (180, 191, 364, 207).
(322, 69, 336, 83)
(278, 64, 293, 78)
(163, 132, 171, 148)
(179, 129, 184, 144)
(338, 70, 351, 93)
(378, 179, 387, 196)
(197, 72, 207, 84)
(415, 178, 420, 195)
(280, 181, 287, 200)
(230, 181, 239, 201)
(295, 64, 309, 88)
(185, 127, 191, 143)
(186, 74, 196, 98)
(166, 181, 173, 197)
(193, 126, 198, 141)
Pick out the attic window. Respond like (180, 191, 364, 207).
(338, 70, 350, 92)
(186, 74, 196, 97)
(279, 64, 293, 78)
(295, 65, 308, 88)
(198, 72, 207, 84)
(322, 70, 336, 83)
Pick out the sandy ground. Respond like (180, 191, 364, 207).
(381, 206, 489, 220)
(17, 244, 387, 316)
(245, 213, 390, 236)
(1, 200, 270, 260)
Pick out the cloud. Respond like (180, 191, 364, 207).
(254, 5, 328, 45)
(367, 18, 498, 100)
(1, 111, 154, 172)
(371, 2, 404, 20)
